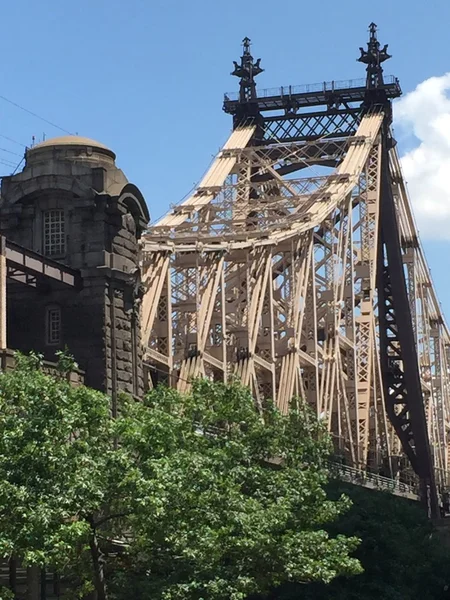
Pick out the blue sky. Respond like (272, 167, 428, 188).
(0, 0, 449, 311)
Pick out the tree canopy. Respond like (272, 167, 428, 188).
(0, 354, 361, 599)
(268, 482, 450, 600)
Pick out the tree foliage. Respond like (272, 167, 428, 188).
(0, 355, 361, 599)
(0, 352, 119, 598)
(267, 482, 450, 600)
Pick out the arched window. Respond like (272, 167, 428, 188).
(46, 305, 62, 346)
(43, 210, 65, 256)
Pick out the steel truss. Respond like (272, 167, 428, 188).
(141, 28, 450, 516)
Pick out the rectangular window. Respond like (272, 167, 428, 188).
(46, 307, 61, 345)
(43, 210, 65, 256)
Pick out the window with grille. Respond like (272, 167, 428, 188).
(46, 306, 61, 345)
(43, 210, 65, 256)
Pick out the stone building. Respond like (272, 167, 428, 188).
(0, 135, 149, 404)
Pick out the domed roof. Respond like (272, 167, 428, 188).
(27, 135, 116, 159)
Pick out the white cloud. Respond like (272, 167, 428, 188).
(395, 73, 450, 239)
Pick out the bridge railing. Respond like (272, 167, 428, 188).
(224, 76, 399, 102)
(328, 461, 420, 499)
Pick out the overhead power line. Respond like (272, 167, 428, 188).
(0, 133, 27, 148)
(0, 94, 73, 135)
(0, 159, 17, 169)
(0, 147, 23, 158)
(12, 157, 24, 175)
(0, 156, 17, 166)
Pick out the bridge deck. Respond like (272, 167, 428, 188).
(329, 462, 420, 501)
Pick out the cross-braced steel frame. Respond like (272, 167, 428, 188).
(141, 25, 449, 516)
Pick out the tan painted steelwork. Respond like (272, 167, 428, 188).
(141, 112, 450, 484)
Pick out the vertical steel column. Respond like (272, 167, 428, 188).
(377, 131, 438, 517)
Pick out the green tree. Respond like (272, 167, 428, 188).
(268, 482, 450, 600)
(0, 356, 361, 599)
(110, 380, 361, 599)
(0, 353, 130, 600)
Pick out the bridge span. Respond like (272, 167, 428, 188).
(140, 24, 450, 517)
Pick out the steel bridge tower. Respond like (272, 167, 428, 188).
(141, 24, 450, 517)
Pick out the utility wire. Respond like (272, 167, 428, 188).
(0, 94, 73, 135)
(0, 162, 17, 172)
(12, 157, 24, 175)
(0, 157, 17, 168)
(0, 132, 27, 148)
(0, 155, 26, 174)
(0, 146, 23, 158)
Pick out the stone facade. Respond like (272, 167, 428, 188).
(0, 136, 149, 400)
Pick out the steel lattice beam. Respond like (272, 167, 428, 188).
(262, 109, 362, 143)
(141, 30, 450, 518)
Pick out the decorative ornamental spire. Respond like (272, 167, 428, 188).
(231, 37, 264, 103)
(358, 22, 391, 89)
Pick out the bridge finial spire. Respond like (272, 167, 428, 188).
(358, 22, 392, 89)
(231, 37, 264, 103)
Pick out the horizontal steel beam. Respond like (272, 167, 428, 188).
(261, 108, 362, 143)
(224, 79, 401, 114)
(5, 240, 82, 288)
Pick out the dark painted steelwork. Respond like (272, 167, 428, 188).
(358, 22, 392, 90)
(5, 240, 82, 288)
(224, 24, 439, 516)
(229, 37, 264, 128)
(231, 37, 263, 103)
(262, 108, 363, 143)
(224, 77, 401, 114)
(377, 133, 439, 517)
(224, 26, 401, 143)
